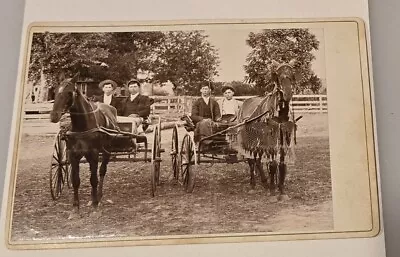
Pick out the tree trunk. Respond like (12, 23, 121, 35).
(38, 69, 48, 103)
(24, 81, 34, 104)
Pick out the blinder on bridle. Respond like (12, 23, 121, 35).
(55, 81, 79, 114)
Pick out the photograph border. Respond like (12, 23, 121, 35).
(3, 17, 380, 250)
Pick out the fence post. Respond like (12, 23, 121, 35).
(319, 95, 323, 113)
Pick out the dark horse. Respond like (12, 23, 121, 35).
(236, 59, 299, 200)
(50, 73, 119, 214)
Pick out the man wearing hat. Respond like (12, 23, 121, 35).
(120, 79, 152, 134)
(93, 79, 119, 110)
(190, 83, 221, 143)
(217, 84, 242, 123)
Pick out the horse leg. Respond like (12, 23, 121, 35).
(247, 158, 256, 190)
(268, 159, 278, 196)
(85, 151, 99, 207)
(278, 148, 290, 201)
(69, 153, 82, 217)
(255, 156, 268, 189)
(98, 152, 110, 203)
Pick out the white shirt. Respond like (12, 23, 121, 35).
(221, 99, 237, 115)
(130, 93, 139, 101)
(103, 94, 112, 105)
(202, 96, 210, 105)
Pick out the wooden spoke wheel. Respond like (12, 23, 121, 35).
(50, 132, 71, 200)
(180, 134, 196, 193)
(171, 125, 179, 180)
(151, 124, 162, 197)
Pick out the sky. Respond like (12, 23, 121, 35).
(204, 28, 326, 83)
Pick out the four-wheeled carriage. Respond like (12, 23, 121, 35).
(170, 106, 298, 194)
(49, 115, 164, 200)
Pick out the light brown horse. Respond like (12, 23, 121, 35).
(236, 59, 298, 200)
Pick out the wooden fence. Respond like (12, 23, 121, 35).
(150, 95, 328, 114)
(23, 95, 328, 120)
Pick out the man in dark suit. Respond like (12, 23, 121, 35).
(191, 83, 221, 142)
(93, 79, 120, 111)
(120, 79, 151, 134)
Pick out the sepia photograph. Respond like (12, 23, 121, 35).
(4, 19, 378, 248)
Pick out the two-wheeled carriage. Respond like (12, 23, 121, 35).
(170, 110, 278, 193)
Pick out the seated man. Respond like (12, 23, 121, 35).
(92, 79, 120, 111)
(120, 79, 151, 135)
(217, 85, 242, 123)
(190, 83, 221, 143)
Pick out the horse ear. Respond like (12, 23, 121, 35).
(71, 72, 80, 83)
(58, 72, 66, 82)
(294, 71, 302, 82)
(270, 72, 278, 83)
(271, 60, 280, 68)
(288, 58, 297, 67)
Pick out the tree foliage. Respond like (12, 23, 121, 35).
(28, 31, 219, 96)
(29, 32, 110, 85)
(212, 81, 260, 96)
(244, 29, 321, 94)
(150, 31, 220, 95)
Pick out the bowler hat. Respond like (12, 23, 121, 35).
(199, 82, 214, 91)
(127, 79, 141, 87)
(222, 85, 235, 93)
(98, 79, 117, 89)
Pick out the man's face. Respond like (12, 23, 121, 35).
(223, 89, 234, 100)
(200, 86, 211, 97)
(102, 84, 113, 95)
(128, 83, 140, 94)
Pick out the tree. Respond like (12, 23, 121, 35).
(150, 31, 220, 95)
(304, 74, 323, 94)
(244, 29, 321, 94)
(28, 32, 110, 86)
(99, 32, 165, 85)
(28, 31, 220, 98)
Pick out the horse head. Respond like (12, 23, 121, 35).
(271, 59, 297, 102)
(50, 72, 80, 123)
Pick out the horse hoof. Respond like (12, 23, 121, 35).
(278, 194, 290, 201)
(98, 193, 103, 202)
(248, 189, 256, 195)
(268, 195, 279, 203)
(87, 201, 92, 207)
(68, 211, 81, 220)
(89, 211, 102, 219)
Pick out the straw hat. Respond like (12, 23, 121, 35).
(98, 79, 117, 90)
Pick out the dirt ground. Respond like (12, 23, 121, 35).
(10, 114, 333, 242)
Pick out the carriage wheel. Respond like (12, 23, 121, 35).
(180, 134, 196, 193)
(171, 125, 179, 180)
(49, 132, 70, 200)
(151, 125, 161, 197)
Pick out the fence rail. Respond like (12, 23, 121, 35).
(149, 95, 328, 114)
(23, 95, 328, 120)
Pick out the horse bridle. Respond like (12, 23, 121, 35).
(54, 83, 100, 116)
